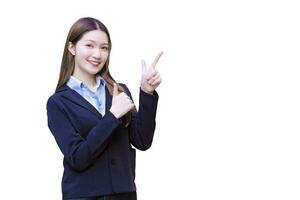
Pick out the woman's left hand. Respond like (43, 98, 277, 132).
(140, 51, 163, 94)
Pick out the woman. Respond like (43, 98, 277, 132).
(46, 17, 162, 200)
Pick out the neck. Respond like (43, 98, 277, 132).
(72, 68, 97, 89)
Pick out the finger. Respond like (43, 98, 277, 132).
(119, 92, 126, 98)
(151, 51, 163, 69)
(130, 103, 135, 110)
(146, 69, 158, 81)
(148, 73, 160, 84)
(150, 76, 162, 86)
(121, 92, 130, 99)
(128, 100, 134, 107)
(125, 94, 132, 102)
(141, 59, 147, 73)
(120, 93, 131, 103)
(113, 83, 119, 96)
(148, 73, 160, 85)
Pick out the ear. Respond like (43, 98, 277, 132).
(68, 42, 76, 56)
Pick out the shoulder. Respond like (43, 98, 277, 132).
(46, 93, 62, 111)
(118, 83, 127, 88)
(46, 85, 69, 109)
(119, 83, 131, 95)
(118, 83, 129, 91)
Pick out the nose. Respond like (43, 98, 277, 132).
(92, 48, 101, 59)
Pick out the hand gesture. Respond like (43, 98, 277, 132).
(140, 51, 163, 94)
(109, 83, 135, 119)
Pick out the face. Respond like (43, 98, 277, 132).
(68, 30, 109, 76)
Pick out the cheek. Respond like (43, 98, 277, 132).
(74, 52, 90, 66)
(80, 49, 92, 57)
(75, 47, 90, 56)
(75, 54, 87, 64)
(102, 52, 109, 61)
(103, 52, 109, 60)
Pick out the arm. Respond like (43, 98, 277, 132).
(47, 97, 121, 172)
(124, 51, 163, 150)
(122, 85, 159, 150)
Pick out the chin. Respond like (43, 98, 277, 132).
(88, 67, 103, 74)
(90, 70, 101, 75)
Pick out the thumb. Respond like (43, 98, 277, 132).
(113, 83, 119, 96)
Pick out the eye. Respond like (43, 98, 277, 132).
(101, 46, 109, 51)
(86, 44, 93, 48)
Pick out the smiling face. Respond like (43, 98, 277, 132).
(68, 29, 110, 78)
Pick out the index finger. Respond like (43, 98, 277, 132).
(151, 51, 164, 68)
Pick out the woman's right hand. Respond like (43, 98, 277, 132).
(109, 83, 135, 119)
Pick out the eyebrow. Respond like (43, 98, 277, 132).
(84, 40, 109, 45)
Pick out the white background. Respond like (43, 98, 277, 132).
(0, 0, 299, 199)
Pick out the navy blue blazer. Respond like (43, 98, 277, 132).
(46, 83, 158, 199)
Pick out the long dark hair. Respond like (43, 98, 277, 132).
(56, 17, 131, 126)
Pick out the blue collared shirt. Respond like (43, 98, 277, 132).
(66, 75, 106, 116)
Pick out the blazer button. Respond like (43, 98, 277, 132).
(111, 159, 116, 165)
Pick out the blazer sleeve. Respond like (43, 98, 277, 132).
(121, 84, 159, 151)
(46, 96, 121, 172)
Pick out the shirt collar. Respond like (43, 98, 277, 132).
(67, 75, 106, 91)
(95, 75, 106, 88)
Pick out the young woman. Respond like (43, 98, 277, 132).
(46, 17, 162, 200)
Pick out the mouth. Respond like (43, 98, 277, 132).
(87, 60, 101, 67)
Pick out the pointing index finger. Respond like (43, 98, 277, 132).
(151, 51, 164, 68)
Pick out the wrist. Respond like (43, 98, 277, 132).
(140, 86, 153, 95)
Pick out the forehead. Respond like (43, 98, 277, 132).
(80, 30, 108, 44)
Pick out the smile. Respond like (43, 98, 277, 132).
(88, 60, 100, 67)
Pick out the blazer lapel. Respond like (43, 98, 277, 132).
(58, 84, 103, 118)
(57, 84, 113, 118)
